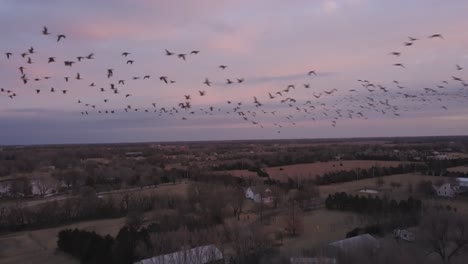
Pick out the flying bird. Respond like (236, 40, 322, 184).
(219, 65, 227, 70)
(57, 34, 66, 42)
(165, 49, 174, 56)
(308, 70, 317, 76)
(42, 26, 50, 35)
(428, 34, 443, 39)
(203, 78, 211, 86)
(159, 76, 168, 84)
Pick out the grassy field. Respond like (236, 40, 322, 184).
(0, 182, 190, 264)
(318, 173, 452, 198)
(0, 217, 126, 264)
(273, 209, 365, 255)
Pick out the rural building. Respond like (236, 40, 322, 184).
(125, 151, 144, 157)
(245, 186, 274, 204)
(393, 229, 415, 242)
(290, 257, 337, 264)
(433, 183, 459, 198)
(134, 245, 223, 264)
(326, 234, 380, 260)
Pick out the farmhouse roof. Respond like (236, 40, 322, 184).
(247, 186, 272, 196)
(328, 234, 379, 255)
(134, 245, 223, 264)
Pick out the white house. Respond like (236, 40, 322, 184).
(393, 229, 415, 242)
(245, 186, 274, 204)
(134, 245, 223, 264)
(433, 183, 459, 198)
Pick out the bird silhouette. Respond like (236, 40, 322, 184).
(428, 34, 443, 39)
(178, 54, 186, 60)
(308, 70, 317, 76)
(219, 65, 227, 70)
(203, 78, 211, 86)
(42, 26, 51, 35)
(57, 34, 66, 42)
(159, 76, 168, 84)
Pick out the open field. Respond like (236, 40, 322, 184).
(318, 173, 452, 198)
(447, 165, 468, 173)
(264, 160, 414, 181)
(0, 217, 127, 264)
(274, 209, 366, 255)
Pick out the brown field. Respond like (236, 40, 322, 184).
(318, 173, 451, 198)
(219, 169, 258, 178)
(264, 160, 411, 182)
(447, 165, 468, 173)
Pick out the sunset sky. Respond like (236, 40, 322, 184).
(1, 0, 468, 145)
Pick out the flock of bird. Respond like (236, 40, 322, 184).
(1, 27, 467, 133)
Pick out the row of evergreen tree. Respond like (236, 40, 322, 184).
(325, 192, 422, 216)
(57, 226, 150, 264)
(315, 163, 424, 185)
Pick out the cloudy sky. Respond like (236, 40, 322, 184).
(1, 0, 468, 145)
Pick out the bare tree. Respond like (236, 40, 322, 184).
(283, 201, 304, 237)
(421, 209, 468, 263)
(35, 177, 58, 196)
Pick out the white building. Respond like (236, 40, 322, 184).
(393, 229, 415, 242)
(135, 245, 223, 264)
(245, 186, 274, 204)
(433, 183, 458, 198)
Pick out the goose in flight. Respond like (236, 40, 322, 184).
(159, 76, 168, 84)
(165, 49, 174, 56)
(308, 70, 317, 76)
(122, 52, 131, 57)
(203, 78, 211, 86)
(219, 65, 227, 70)
(57, 34, 66, 42)
(428, 34, 443, 39)
(42, 26, 51, 35)
(5, 52, 12, 59)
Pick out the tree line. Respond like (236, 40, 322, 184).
(325, 192, 422, 217)
(315, 163, 423, 185)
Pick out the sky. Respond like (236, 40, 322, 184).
(1, 0, 468, 145)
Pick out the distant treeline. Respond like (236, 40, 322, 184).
(315, 163, 423, 185)
(325, 192, 422, 215)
